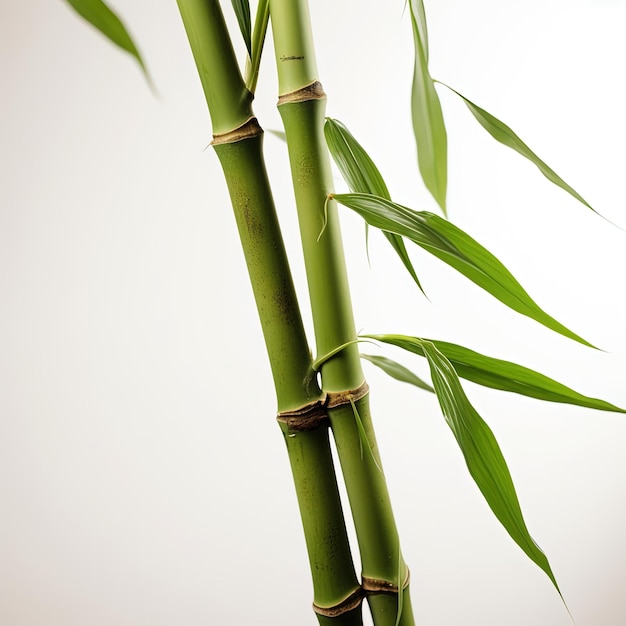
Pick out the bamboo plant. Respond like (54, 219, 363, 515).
(61, 0, 624, 623)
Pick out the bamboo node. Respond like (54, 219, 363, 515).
(326, 381, 370, 409)
(312, 587, 365, 617)
(277, 81, 326, 106)
(277, 398, 328, 431)
(362, 568, 410, 595)
(211, 117, 262, 145)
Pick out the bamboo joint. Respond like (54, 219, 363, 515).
(277, 398, 328, 431)
(277, 81, 326, 106)
(362, 568, 410, 595)
(211, 117, 263, 145)
(327, 381, 369, 409)
(312, 586, 365, 617)
(277, 381, 370, 429)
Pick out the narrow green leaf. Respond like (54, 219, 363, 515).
(420, 340, 561, 593)
(409, 0, 448, 214)
(366, 334, 624, 413)
(231, 0, 252, 57)
(332, 192, 593, 348)
(245, 0, 269, 93)
(384, 235, 423, 293)
(438, 81, 597, 214)
(324, 118, 423, 293)
(64, 0, 148, 79)
(349, 399, 383, 474)
(324, 118, 391, 199)
(361, 354, 434, 393)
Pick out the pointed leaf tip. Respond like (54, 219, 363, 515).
(324, 118, 425, 293)
(64, 0, 150, 82)
(438, 81, 604, 218)
(333, 192, 594, 348)
(366, 334, 624, 413)
(420, 340, 561, 593)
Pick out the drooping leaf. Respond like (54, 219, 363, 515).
(361, 354, 434, 393)
(324, 118, 423, 292)
(420, 340, 561, 593)
(64, 0, 148, 79)
(332, 192, 593, 348)
(231, 0, 252, 57)
(438, 81, 597, 214)
(366, 334, 624, 412)
(245, 0, 270, 93)
(408, 0, 448, 214)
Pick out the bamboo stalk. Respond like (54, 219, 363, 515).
(176, 1, 362, 621)
(268, 1, 415, 623)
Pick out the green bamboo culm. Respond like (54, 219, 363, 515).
(213, 134, 363, 619)
(177, 0, 252, 134)
(176, 1, 362, 622)
(269, 0, 415, 623)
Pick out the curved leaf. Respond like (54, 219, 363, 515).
(420, 341, 561, 593)
(64, 0, 148, 78)
(332, 192, 593, 348)
(366, 334, 624, 413)
(438, 81, 597, 214)
(324, 118, 423, 292)
(361, 354, 434, 393)
(325, 118, 391, 199)
(409, 0, 447, 213)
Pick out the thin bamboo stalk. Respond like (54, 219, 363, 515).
(176, 0, 362, 621)
(268, 1, 415, 623)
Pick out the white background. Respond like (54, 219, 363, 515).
(2, 1, 626, 624)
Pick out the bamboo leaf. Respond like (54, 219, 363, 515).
(332, 192, 593, 348)
(438, 81, 597, 214)
(366, 334, 625, 413)
(349, 400, 383, 474)
(420, 340, 561, 593)
(231, 0, 252, 57)
(63, 0, 148, 79)
(361, 354, 434, 393)
(324, 118, 423, 293)
(409, 0, 448, 214)
(324, 118, 391, 199)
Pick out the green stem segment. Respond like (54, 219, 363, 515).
(177, 0, 252, 134)
(177, 0, 361, 621)
(277, 92, 363, 393)
(269, 0, 414, 623)
(211, 130, 318, 411)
